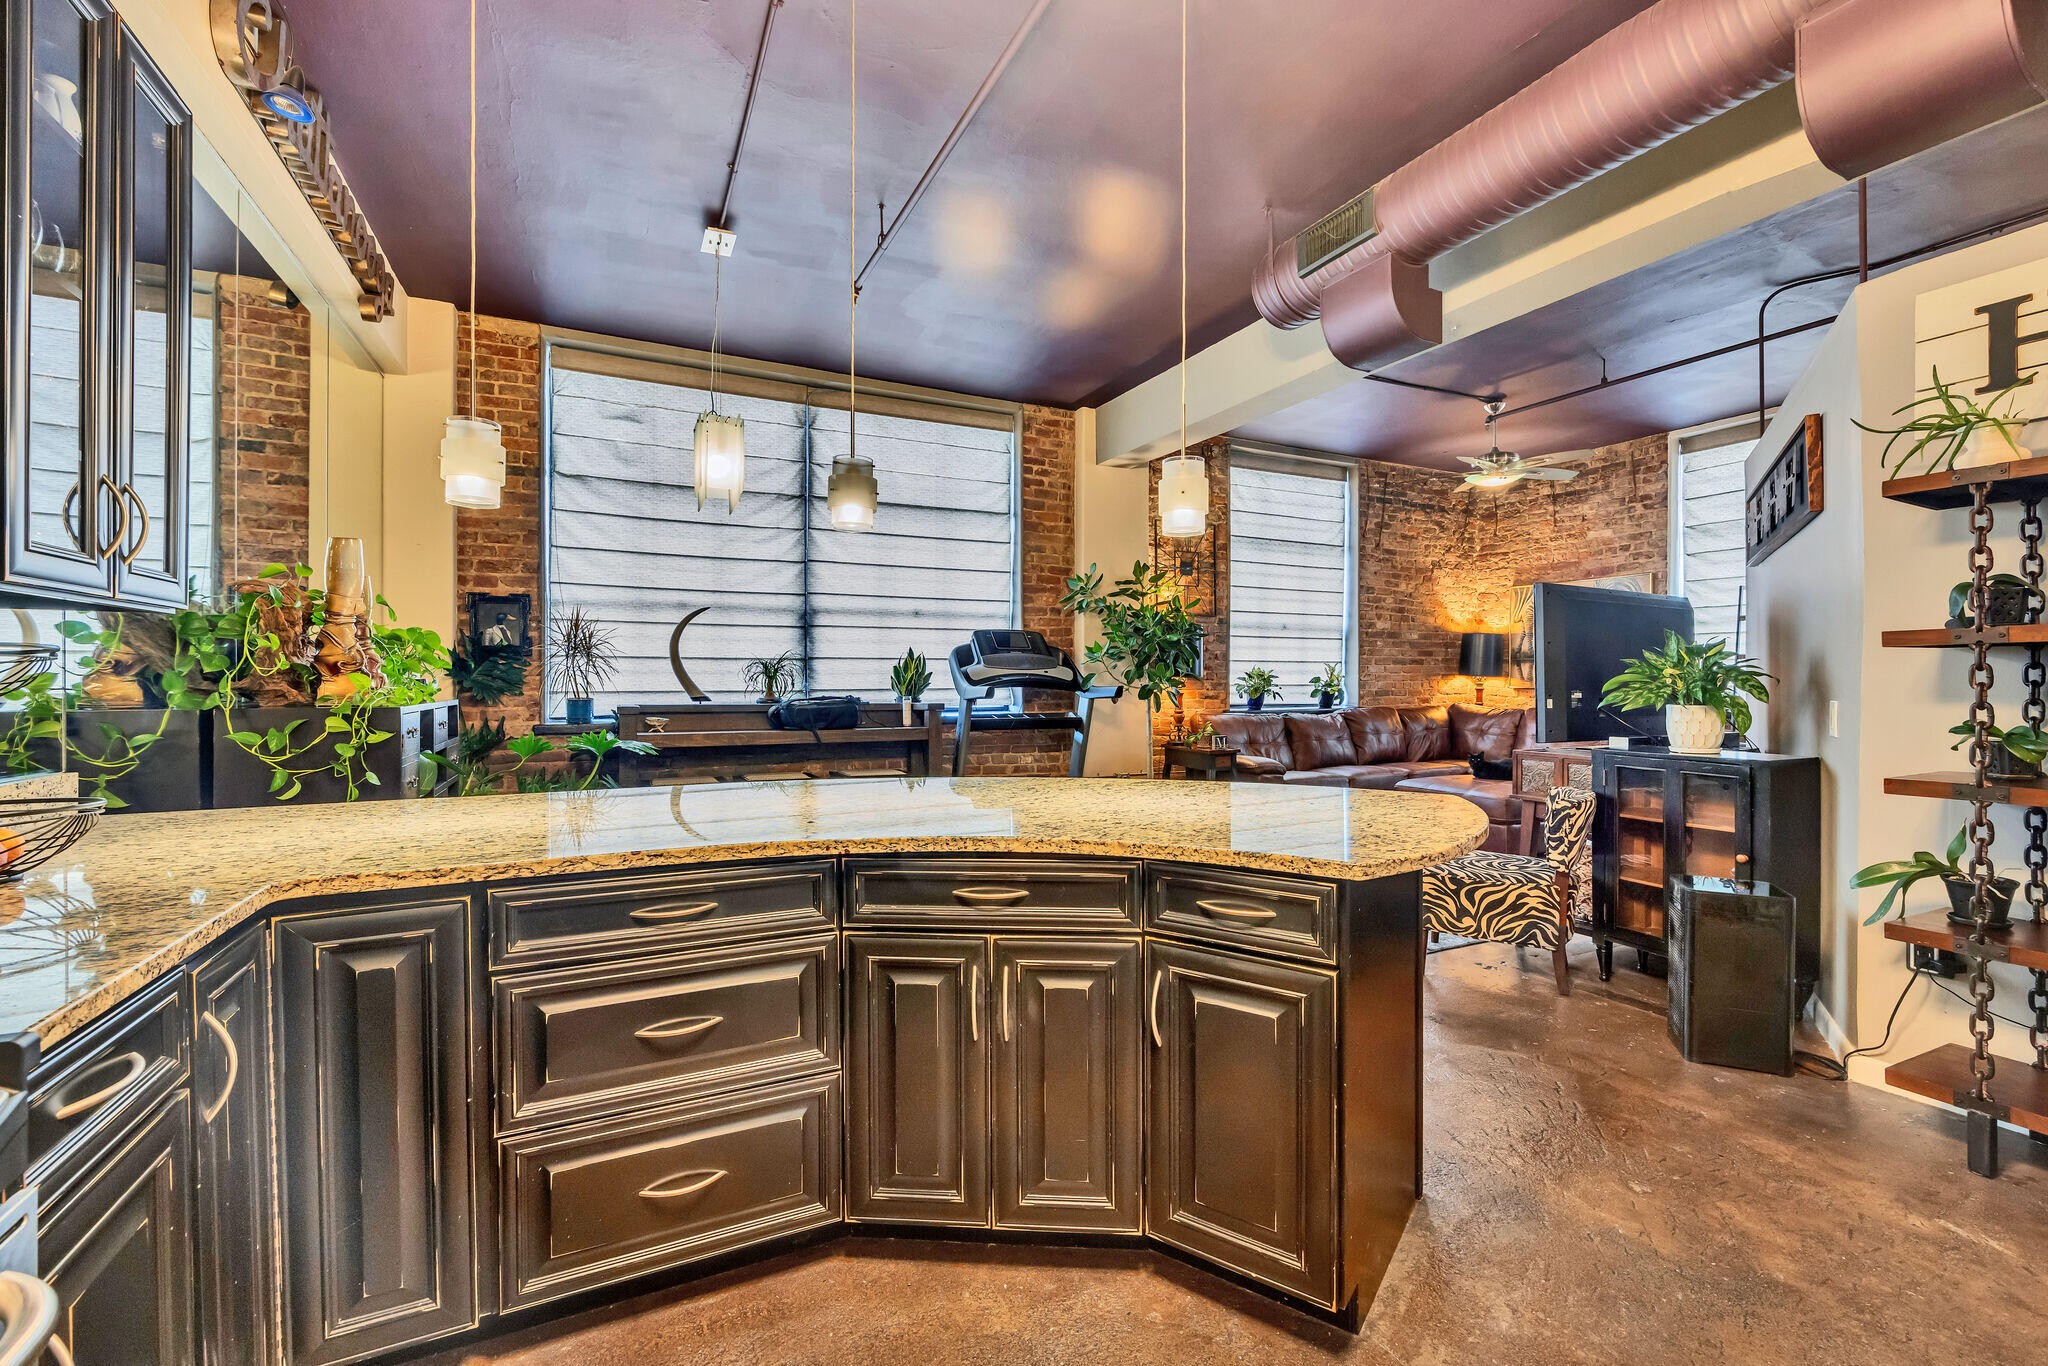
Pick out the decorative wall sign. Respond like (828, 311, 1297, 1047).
(1745, 414, 1823, 567)
(210, 0, 396, 321)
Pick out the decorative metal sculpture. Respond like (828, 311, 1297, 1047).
(668, 607, 712, 702)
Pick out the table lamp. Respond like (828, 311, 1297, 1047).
(1457, 631, 1507, 703)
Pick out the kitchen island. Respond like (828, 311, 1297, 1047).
(0, 777, 1486, 1360)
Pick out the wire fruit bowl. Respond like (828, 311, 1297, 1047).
(0, 796, 106, 881)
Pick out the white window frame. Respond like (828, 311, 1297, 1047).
(1667, 412, 1768, 649)
(1224, 440, 1359, 712)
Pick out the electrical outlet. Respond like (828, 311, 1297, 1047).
(1911, 943, 1961, 978)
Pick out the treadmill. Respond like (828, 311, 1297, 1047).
(947, 628, 1120, 777)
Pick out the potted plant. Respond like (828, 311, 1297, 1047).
(1946, 573, 2043, 629)
(1059, 561, 1205, 712)
(548, 607, 619, 724)
(741, 650, 802, 704)
(1855, 825, 2018, 928)
(1311, 663, 1344, 711)
(1946, 720, 2048, 779)
(1601, 630, 1771, 756)
(420, 722, 654, 794)
(890, 648, 932, 726)
(1857, 367, 2035, 475)
(1235, 667, 1281, 712)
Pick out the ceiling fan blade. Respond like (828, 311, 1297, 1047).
(1520, 467, 1579, 481)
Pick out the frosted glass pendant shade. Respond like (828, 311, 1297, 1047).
(440, 414, 506, 510)
(1158, 452, 1208, 538)
(692, 410, 746, 513)
(828, 452, 878, 532)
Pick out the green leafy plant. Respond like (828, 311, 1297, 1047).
(1600, 631, 1771, 736)
(1311, 663, 1344, 700)
(1853, 826, 2011, 925)
(742, 650, 804, 702)
(1947, 720, 2048, 768)
(1234, 667, 1281, 704)
(1946, 573, 2042, 626)
(1059, 561, 1205, 711)
(547, 608, 619, 702)
(421, 725, 654, 795)
(449, 632, 530, 705)
(890, 648, 932, 701)
(1856, 367, 2034, 476)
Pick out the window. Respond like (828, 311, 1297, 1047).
(545, 347, 1016, 718)
(1226, 449, 1354, 705)
(1669, 418, 1762, 648)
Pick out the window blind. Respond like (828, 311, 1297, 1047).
(1675, 427, 1756, 648)
(1227, 455, 1351, 702)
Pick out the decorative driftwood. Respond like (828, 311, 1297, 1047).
(230, 579, 317, 706)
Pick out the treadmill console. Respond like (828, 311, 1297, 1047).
(950, 628, 1083, 695)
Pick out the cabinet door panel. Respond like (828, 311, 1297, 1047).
(275, 899, 478, 1365)
(845, 934, 989, 1226)
(1146, 942, 1337, 1307)
(992, 937, 1140, 1233)
(192, 927, 276, 1365)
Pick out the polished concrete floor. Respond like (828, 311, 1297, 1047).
(420, 939, 2048, 1365)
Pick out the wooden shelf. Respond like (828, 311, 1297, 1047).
(1885, 1044, 2048, 1135)
(1618, 808, 1663, 823)
(1883, 910, 2048, 972)
(1619, 872, 1665, 890)
(1882, 624, 2048, 649)
(1883, 772, 2048, 806)
(1881, 455, 2048, 509)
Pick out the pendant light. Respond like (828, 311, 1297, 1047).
(1156, 0, 1205, 540)
(441, 0, 506, 510)
(827, 0, 878, 533)
(692, 231, 745, 512)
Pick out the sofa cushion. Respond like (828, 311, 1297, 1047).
(1283, 713, 1357, 770)
(1233, 753, 1286, 778)
(1280, 768, 1358, 788)
(1210, 713, 1293, 769)
(1343, 706, 1406, 764)
(1394, 771, 1519, 824)
(1450, 703, 1533, 763)
(1399, 706, 1452, 761)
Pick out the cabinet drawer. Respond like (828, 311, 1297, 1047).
(26, 976, 190, 1191)
(496, 935, 839, 1131)
(489, 861, 836, 968)
(1146, 864, 1338, 963)
(498, 1073, 841, 1310)
(844, 857, 1140, 929)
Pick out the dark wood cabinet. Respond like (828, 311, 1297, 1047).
(1145, 940, 1338, 1308)
(39, 1089, 196, 1365)
(991, 937, 1141, 1233)
(274, 898, 481, 1365)
(192, 925, 277, 1366)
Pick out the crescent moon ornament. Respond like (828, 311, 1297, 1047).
(669, 608, 712, 701)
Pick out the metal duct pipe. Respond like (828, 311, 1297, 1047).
(1254, 0, 1822, 331)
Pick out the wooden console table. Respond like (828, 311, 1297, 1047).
(1510, 743, 1601, 853)
(613, 702, 945, 785)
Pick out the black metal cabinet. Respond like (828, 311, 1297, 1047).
(1591, 749, 1820, 1001)
(273, 897, 482, 1366)
(192, 925, 277, 1366)
(2, 0, 189, 608)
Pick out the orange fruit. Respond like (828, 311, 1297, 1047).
(0, 828, 25, 869)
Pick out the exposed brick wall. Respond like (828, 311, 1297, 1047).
(985, 404, 1083, 776)
(217, 277, 310, 583)
(1355, 433, 1668, 709)
(1145, 439, 1232, 773)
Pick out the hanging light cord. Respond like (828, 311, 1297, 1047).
(467, 0, 478, 418)
(1177, 0, 1186, 460)
(848, 0, 859, 460)
(709, 249, 725, 415)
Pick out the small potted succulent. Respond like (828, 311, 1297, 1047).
(1854, 825, 2018, 928)
(741, 650, 803, 704)
(890, 648, 932, 727)
(1946, 573, 2043, 629)
(548, 607, 619, 725)
(1235, 667, 1281, 712)
(1947, 720, 2048, 779)
(1601, 630, 1771, 756)
(1311, 663, 1344, 711)
(1857, 367, 2035, 475)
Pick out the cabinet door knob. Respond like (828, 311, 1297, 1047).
(638, 1169, 726, 1200)
(200, 1010, 239, 1124)
(118, 484, 149, 566)
(628, 900, 718, 923)
(634, 1014, 722, 1042)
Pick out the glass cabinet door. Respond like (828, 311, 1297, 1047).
(11, 0, 114, 594)
(1678, 768, 1746, 881)
(1609, 763, 1669, 938)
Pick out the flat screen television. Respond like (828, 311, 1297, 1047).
(1531, 583, 1696, 743)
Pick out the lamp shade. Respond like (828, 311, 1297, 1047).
(1458, 631, 1506, 678)
(440, 414, 506, 509)
(827, 452, 878, 532)
(1158, 452, 1209, 538)
(693, 410, 746, 513)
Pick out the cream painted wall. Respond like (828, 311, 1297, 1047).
(1071, 408, 1157, 775)
(308, 316, 386, 588)
(379, 302, 459, 653)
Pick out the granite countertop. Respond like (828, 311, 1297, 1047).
(0, 777, 1487, 1048)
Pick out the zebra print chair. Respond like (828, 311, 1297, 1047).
(1421, 786, 1596, 994)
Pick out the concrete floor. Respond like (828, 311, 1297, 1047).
(420, 939, 2048, 1365)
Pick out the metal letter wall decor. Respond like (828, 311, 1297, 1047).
(209, 0, 397, 321)
(1745, 413, 1823, 568)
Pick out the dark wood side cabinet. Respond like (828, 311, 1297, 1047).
(1591, 749, 1821, 1001)
(191, 924, 277, 1366)
(273, 897, 482, 1366)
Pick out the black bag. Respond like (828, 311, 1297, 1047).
(767, 695, 862, 738)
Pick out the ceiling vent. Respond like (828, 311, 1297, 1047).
(1296, 187, 1378, 278)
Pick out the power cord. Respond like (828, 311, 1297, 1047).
(1796, 964, 1926, 1080)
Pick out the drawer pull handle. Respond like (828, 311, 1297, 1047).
(48, 1335, 76, 1366)
(49, 1051, 148, 1122)
(1196, 899, 1278, 923)
(969, 963, 982, 1042)
(952, 886, 1030, 905)
(200, 1011, 239, 1124)
(628, 900, 719, 923)
(1148, 969, 1164, 1049)
(635, 1014, 723, 1042)
(639, 1169, 726, 1200)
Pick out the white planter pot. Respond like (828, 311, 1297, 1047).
(900, 699, 915, 727)
(1954, 427, 2032, 470)
(1665, 705, 1725, 755)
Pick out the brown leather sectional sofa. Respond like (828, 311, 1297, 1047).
(1207, 704, 1534, 853)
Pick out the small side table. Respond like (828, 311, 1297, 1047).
(1163, 744, 1239, 780)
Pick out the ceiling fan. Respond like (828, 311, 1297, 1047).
(1454, 399, 1582, 489)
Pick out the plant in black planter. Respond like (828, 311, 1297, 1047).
(1946, 720, 2048, 778)
(1945, 573, 2043, 629)
(1854, 825, 2018, 928)
(1310, 663, 1344, 711)
(1235, 667, 1281, 712)
(547, 608, 619, 724)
